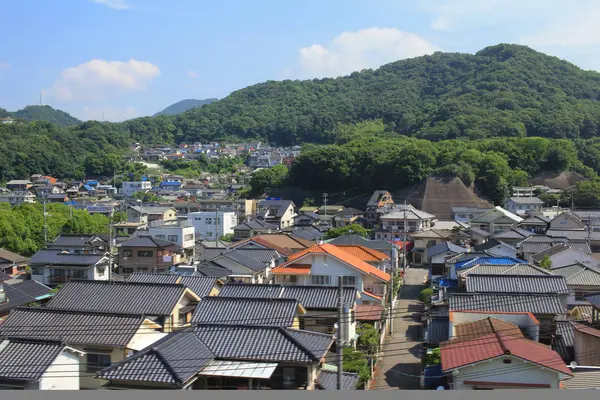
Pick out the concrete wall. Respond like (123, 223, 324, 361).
(451, 356, 562, 389)
(149, 225, 195, 249)
(188, 211, 237, 240)
(39, 350, 81, 390)
(574, 328, 600, 366)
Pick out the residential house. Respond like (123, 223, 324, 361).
(217, 283, 359, 342)
(188, 211, 238, 240)
(409, 229, 470, 266)
(365, 190, 394, 226)
(256, 199, 296, 229)
(148, 219, 196, 260)
(449, 256, 537, 280)
(0, 279, 55, 318)
(448, 311, 541, 342)
(332, 245, 390, 270)
(548, 210, 587, 231)
(270, 243, 391, 306)
(196, 248, 276, 284)
(519, 215, 549, 234)
(232, 219, 278, 240)
(117, 236, 187, 274)
(126, 205, 177, 226)
(505, 196, 544, 216)
(377, 204, 437, 240)
(471, 238, 517, 258)
(464, 227, 491, 245)
(532, 244, 597, 269)
(33, 185, 62, 197)
(5, 180, 32, 191)
(97, 323, 334, 390)
(0, 248, 29, 275)
(427, 241, 468, 277)
(333, 208, 365, 228)
(469, 206, 523, 234)
(0, 190, 35, 205)
(127, 273, 221, 298)
(46, 234, 109, 254)
(571, 321, 600, 367)
(551, 263, 600, 303)
(121, 181, 152, 197)
(0, 338, 85, 390)
(517, 235, 568, 263)
(284, 226, 327, 242)
(452, 207, 490, 223)
(0, 307, 168, 389)
(493, 227, 534, 245)
(328, 234, 401, 268)
(294, 212, 321, 227)
(29, 250, 110, 286)
(230, 233, 314, 256)
(440, 318, 572, 389)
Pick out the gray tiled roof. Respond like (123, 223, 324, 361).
(0, 248, 29, 264)
(466, 274, 569, 294)
(195, 263, 232, 278)
(191, 297, 299, 326)
(49, 234, 106, 248)
(120, 236, 181, 250)
(494, 228, 533, 240)
(178, 276, 218, 297)
(0, 307, 147, 346)
(553, 320, 575, 362)
(46, 280, 189, 316)
(197, 248, 226, 262)
(98, 324, 333, 386)
(257, 200, 295, 218)
(0, 280, 54, 314)
(552, 264, 600, 286)
(316, 370, 360, 390)
(127, 272, 179, 284)
(218, 284, 358, 309)
(29, 250, 106, 266)
(547, 229, 600, 241)
(459, 263, 552, 276)
(449, 293, 565, 314)
(426, 317, 449, 345)
(213, 250, 268, 272)
(508, 197, 544, 204)
(585, 292, 600, 308)
(233, 249, 282, 263)
(427, 241, 467, 258)
(0, 338, 67, 380)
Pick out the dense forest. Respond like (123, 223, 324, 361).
(0, 105, 81, 127)
(153, 98, 219, 116)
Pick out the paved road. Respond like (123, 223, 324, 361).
(373, 267, 428, 390)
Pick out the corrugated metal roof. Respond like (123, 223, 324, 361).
(449, 293, 565, 314)
(585, 292, 600, 308)
(0, 338, 66, 380)
(191, 297, 299, 326)
(561, 369, 600, 389)
(466, 274, 569, 294)
(316, 370, 360, 390)
(218, 283, 357, 309)
(553, 320, 574, 362)
(46, 280, 189, 316)
(0, 307, 146, 346)
(199, 360, 278, 379)
(426, 318, 449, 344)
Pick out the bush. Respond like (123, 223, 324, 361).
(342, 347, 371, 388)
(424, 348, 441, 366)
(357, 323, 380, 355)
(420, 288, 434, 304)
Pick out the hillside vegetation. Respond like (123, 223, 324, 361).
(0, 105, 81, 127)
(154, 98, 219, 116)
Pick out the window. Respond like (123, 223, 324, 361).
(30, 267, 41, 275)
(342, 275, 357, 287)
(123, 250, 133, 257)
(138, 268, 148, 272)
(311, 275, 330, 285)
(122, 268, 133, 274)
(155, 235, 165, 239)
(184, 234, 193, 241)
(97, 266, 105, 276)
(168, 235, 178, 242)
(138, 251, 154, 257)
(87, 353, 111, 372)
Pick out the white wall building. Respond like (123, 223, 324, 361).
(122, 181, 152, 197)
(187, 211, 238, 240)
(148, 220, 196, 250)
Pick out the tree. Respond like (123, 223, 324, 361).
(323, 224, 369, 240)
(249, 165, 288, 196)
(573, 180, 600, 208)
(356, 323, 380, 355)
(301, 197, 316, 208)
(219, 233, 235, 242)
(538, 254, 552, 270)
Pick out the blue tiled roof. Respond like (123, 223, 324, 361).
(161, 181, 182, 186)
(439, 279, 458, 288)
(82, 184, 95, 191)
(86, 181, 99, 185)
(454, 257, 526, 270)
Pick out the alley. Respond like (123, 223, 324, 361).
(373, 267, 428, 390)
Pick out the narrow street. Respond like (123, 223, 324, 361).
(373, 267, 428, 390)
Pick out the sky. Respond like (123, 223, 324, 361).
(2, 0, 600, 122)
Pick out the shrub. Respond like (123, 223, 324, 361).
(420, 288, 434, 304)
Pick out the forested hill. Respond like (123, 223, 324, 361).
(0, 105, 81, 127)
(153, 98, 219, 116)
(160, 43, 600, 145)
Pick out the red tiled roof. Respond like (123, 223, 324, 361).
(356, 304, 384, 321)
(362, 290, 383, 302)
(277, 244, 390, 282)
(335, 245, 389, 262)
(271, 264, 311, 275)
(441, 331, 572, 376)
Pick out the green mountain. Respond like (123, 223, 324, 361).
(153, 98, 218, 116)
(159, 43, 600, 145)
(1, 105, 81, 127)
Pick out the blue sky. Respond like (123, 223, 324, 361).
(1, 0, 600, 121)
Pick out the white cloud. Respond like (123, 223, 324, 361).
(91, 0, 130, 10)
(44, 59, 160, 102)
(296, 27, 439, 78)
(0, 61, 10, 70)
(80, 106, 138, 122)
(187, 70, 199, 79)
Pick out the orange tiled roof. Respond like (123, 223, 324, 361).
(362, 290, 383, 301)
(271, 264, 311, 275)
(335, 245, 389, 262)
(276, 243, 390, 282)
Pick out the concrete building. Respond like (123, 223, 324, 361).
(121, 181, 152, 197)
(188, 211, 238, 240)
(148, 219, 196, 259)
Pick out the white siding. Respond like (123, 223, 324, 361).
(39, 350, 81, 390)
(148, 225, 196, 249)
(188, 212, 237, 240)
(122, 181, 152, 197)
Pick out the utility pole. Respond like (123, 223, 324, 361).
(42, 196, 48, 247)
(588, 214, 592, 250)
(389, 226, 395, 336)
(402, 201, 408, 274)
(323, 192, 328, 219)
(337, 275, 343, 390)
(108, 208, 114, 280)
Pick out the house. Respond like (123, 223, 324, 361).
(365, 190, 394, 226)
(127, 273, 221, 298)
(332, 245, 390, 269)
(505, 196, 544, 216)
(561, 366, 600, 390)
(33, 185, 62, 196)
(29, 250, 110, 286)
(469, 206, 523, 234)
(0, 248, 29, 275)
(0, 338, 85, 390)
(117, 236, 187, 274)
(46, 234, 109, 254)
(97, 324, 334, 390)
(187, 211, 238, 240)
(0, 280, 55, 318)
(328, 234, 402, 269)
(551, 263, 600, 303)
(5, 180, 32, 191)
(0, 307, 168, 389)
(427, 241, 468, 277)
(0, 190, 36, 205)
(519, 215, 549, 234)
(284, 226, 327, 242)
(548, 210, 587, 231)
(464, 227, 491, 245)
(493, 227, 534, 245)
(449, 311, 541, 342)
(377, 204, 437, 240)
(196, 248, 274, 284)
(256, 199, 297, 229)
(471, 238, 517, 258)
(230, 233, 314, 256)
(148, 219, 196, 259)
(126, 206, 177, 226)
(409, 229, 470, 266)
(440, 318, 572, 389)
(517, 235, 568, 263)
(452, 207, 490, 223)
(333, 208, 365, 228)
(45, 280, 201, 333)
(294, 212, 321, 227)
(449, 255, 536, 280)
(217, 283, 358, 342)
(532, 244, 597, 270)
(270, 243, 391, 306)
(122, 181, 152, 197)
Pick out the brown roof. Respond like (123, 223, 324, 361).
(334, 245, 389, 262)
(571, 321, 600, 338)
(231, 234, 314, 255)
(453, 317, 524, 343)
(0, 248, 29, 264)
(527, 171, 588, 190)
